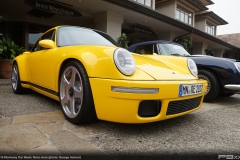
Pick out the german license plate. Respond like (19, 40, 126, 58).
(179, 84, 203, 96)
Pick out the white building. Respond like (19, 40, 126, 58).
(0, 0, 239, 59)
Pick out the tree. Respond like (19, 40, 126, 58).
(176, 36, 193, 51)
(205, 49, 214, 56)
(117, 33, 129, 49)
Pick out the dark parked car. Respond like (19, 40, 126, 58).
(128, 40, 240, 102)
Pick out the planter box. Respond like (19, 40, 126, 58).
(0, 59, 12, 79)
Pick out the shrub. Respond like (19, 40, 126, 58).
(0, 38, 26, 64)
(117, 33, 129, 49)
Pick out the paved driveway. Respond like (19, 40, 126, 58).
(1, 83, 240, 159)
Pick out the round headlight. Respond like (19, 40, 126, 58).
(187, 59, 198, 76)
(114, 48, 136, 76)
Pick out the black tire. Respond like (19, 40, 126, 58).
(59, 61, 97, 124)
(198, 70, 220, 102)
(219, 93, 235, 97)
(11, 62, 25, 94)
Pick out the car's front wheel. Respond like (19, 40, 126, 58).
(59, 61, 97, 124)
(198, 70, 220, 102)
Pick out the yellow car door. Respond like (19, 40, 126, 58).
(28, 29, 57, 90)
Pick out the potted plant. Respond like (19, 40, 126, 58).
(0, 38, 25, 79)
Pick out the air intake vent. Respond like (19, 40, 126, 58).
(138, 100, 161, 117)
(167, 96, 202, 115)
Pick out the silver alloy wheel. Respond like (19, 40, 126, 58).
(198, 74, 210, 95)
(60, 66, 83, 118)
(12, 64, 18, 91)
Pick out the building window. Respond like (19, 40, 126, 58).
(133, 0, 152, 7)
(206, 22, 215, 36)
(176, 5, 192, 25)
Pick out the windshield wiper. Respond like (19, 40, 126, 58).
(171, 53, 190, 57)
(171, 53, 181, 56)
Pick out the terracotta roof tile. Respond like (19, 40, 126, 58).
(217, 33, 240, 48)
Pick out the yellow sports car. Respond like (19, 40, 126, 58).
(12, 26, 207, 124)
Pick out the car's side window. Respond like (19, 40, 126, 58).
(134, 44, 153, 55)
(31, 30, 55, 52)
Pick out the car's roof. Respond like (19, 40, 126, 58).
(57, 25, 93, 30)
(127, 40, 182, 52)
(45, 25, 107, 36)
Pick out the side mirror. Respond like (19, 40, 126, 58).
(23, 51, 30, 54)
(39, 40, 55, 49)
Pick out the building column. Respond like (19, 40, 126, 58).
(213, 49, 224, 57)
(94, 11, 123, 41)
(192, 42, 208, 55)
(152, 0, 156, 10)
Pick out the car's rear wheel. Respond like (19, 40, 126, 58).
(219, 93, 235, 97)
(11, 62, 25, 94)
(59, 61, 97, 124)
(198, 70, 219, 102)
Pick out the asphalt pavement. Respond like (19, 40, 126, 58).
(0, 84, 60, 118)
(0, 79, 240, 160)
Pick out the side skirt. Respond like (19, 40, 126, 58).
(21, 81, 60, 101)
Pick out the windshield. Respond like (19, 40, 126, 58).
(57, 26, 118, 47)
(158, 43, 190, 56)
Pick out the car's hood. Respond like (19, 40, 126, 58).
(60, 45, 197, 80)
(132, 54, 196, 80)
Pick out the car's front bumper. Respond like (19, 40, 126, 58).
(224, 84, 240, 91)
(89, 78, 208, 123)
